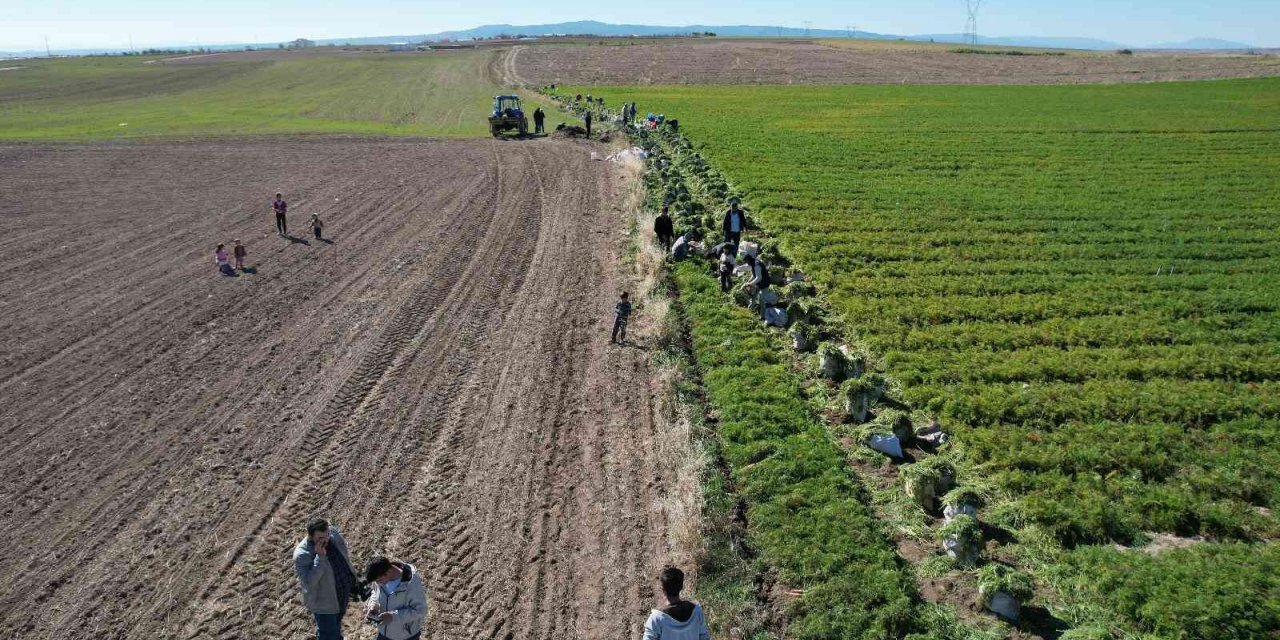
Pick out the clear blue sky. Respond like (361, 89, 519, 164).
(4, 0, 1278, 50)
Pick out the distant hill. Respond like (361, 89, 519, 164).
(421, 20, 882, 41)
(0, 21, 1263, 57)
(1148, 37, 1257, 50)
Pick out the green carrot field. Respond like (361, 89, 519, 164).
(578, 79, 1280, 637)
(0, 50, 534, 139)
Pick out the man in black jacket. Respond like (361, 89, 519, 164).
(722, 199, 746, 245)
(654, 206, 675, 251)
(533, 107, 545, 134)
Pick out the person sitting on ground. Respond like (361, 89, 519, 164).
(654, 206, 675, 251)
(642, 566, 711, 640)
(611, 291, 632, 344)
(311, 213, 324, 241)
(364, 556, 427, 640)
(215, 243, 234, 276)
(233, 239, 247, 270)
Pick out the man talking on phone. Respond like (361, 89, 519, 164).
(293, 518, 360, 640)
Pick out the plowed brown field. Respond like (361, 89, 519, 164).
(0, 138, 670, 639)
(514, 39, 1280, 85)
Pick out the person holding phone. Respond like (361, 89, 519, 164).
(293, 519, 359, 640)
(364, 556, 428, 640)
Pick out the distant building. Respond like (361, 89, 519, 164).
(291, 38, 316, 48)
(389, 42, 412, 52)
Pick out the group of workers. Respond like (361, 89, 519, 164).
(571, 93, 640, 138)
(294, 519, 710, 640)
(659, 198, 775, 320)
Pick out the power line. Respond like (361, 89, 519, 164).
(964, 0, 983, 45)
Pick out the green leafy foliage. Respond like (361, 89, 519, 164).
(577, 80, 1280, 546)
(975, 564, 1034, 604)
(674, 262, 918, 638)
(582, 80, 1280, 638)
(1061, 543, 1280, 639)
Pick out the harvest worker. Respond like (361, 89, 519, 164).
(584, 110, 593, 138)
(641, 566, 711, 640)
(364, 556, 428, 640)
(533, 107, 546, 134)
(721, 198, 746, 245)
(671, 228, 702, 261)
(293, 518, 360, 640)
(740, 253, 771, 320)
(273, 192, 289, 237)
(653, 205, 675, 251)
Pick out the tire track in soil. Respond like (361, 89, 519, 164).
(2, 138, 673, 640)
(180, 161, 510, 640)
(0, 140, 495, 638)
(254, 141, 546, 640)
(0, 160, 494, 580)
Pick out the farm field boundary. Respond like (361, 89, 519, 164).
(552, 79, 1280, 639)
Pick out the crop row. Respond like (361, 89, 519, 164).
(569, 79, 1280, 638)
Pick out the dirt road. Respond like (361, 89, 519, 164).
(0, 138, 670, 639)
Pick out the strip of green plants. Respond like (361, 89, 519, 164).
(674, 262, 918, 639)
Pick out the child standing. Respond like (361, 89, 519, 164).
(718, 243, 737, 293)
(311, 213, 324, 241)
(215, 244, 234, 276)
(273, 193, 288, 236)
(611, 292, 632, 344)
(233, 239, 247, 270)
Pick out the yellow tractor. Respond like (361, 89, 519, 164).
(488, 95, 528, 137)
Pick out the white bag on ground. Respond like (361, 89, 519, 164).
(867, 434, 903, 458)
